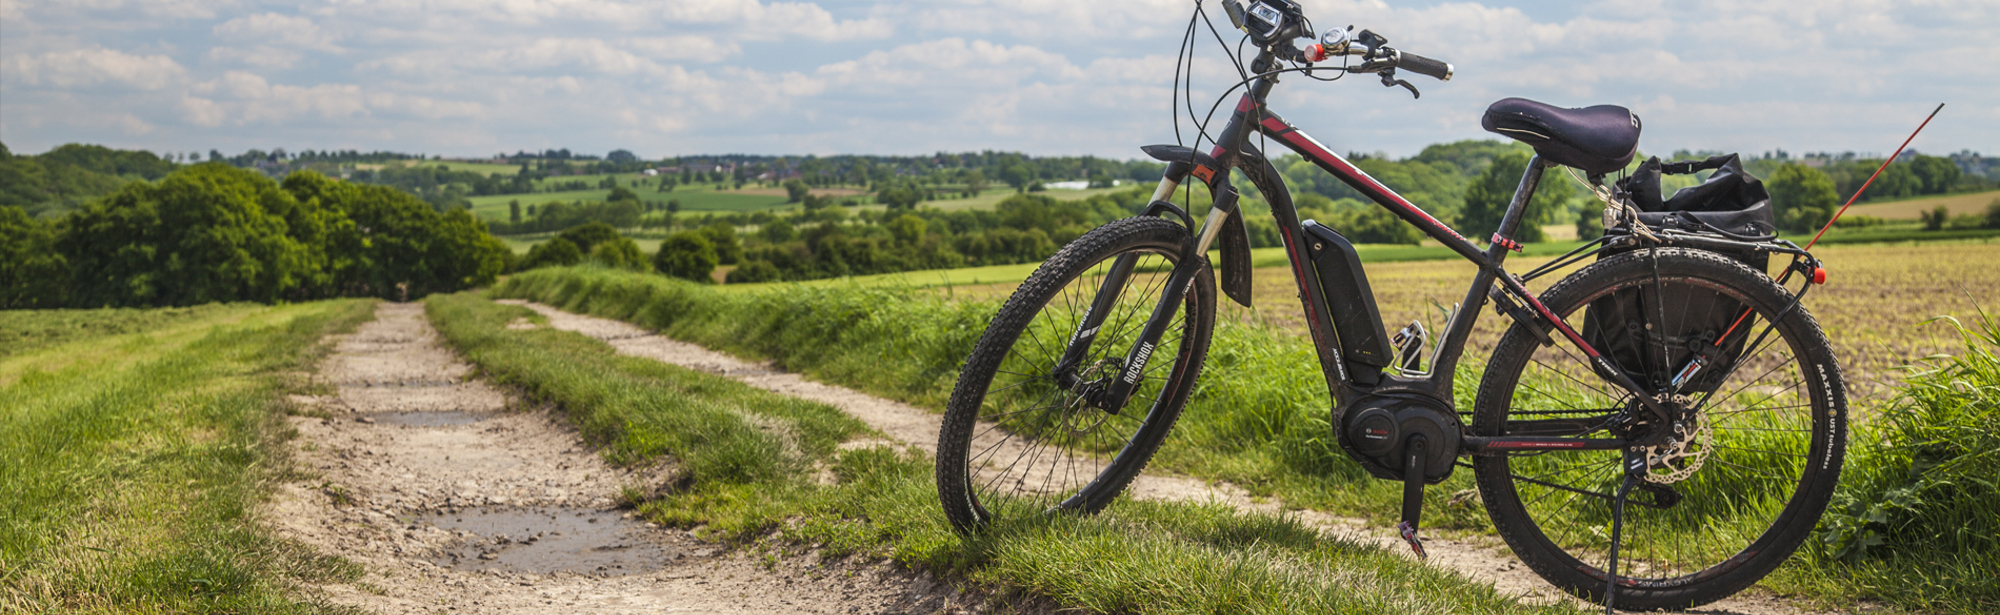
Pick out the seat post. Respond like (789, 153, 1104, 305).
(1489, 155, 1549, 260)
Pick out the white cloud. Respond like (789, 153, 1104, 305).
(213, 12, 342, 51)
(4, 47, 187, 90)
(0, 0, 1993, 158)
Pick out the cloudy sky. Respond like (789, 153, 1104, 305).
(2, 0, 1993, 161)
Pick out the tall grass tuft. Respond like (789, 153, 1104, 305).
(1806, 311, 2000, 611)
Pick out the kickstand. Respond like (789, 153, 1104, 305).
(1604, 471, 1639, 614)
(1398, 435, 1429, 559)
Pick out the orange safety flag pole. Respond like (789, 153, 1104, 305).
(1804, 103, 1946, 251)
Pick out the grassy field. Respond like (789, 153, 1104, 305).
(425, 291, 1577, 615)
(1846, 189, 2000, 220)
(388, 159, 519, 176)
(922, 185, 1133, 211)
(0, 299, 374, 612)
(467, 185, 792, 222)
(495, 265, 2000, 611)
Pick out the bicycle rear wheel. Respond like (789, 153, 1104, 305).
(1473, 247, 1846, 610)
(936, 216, 1216, 533)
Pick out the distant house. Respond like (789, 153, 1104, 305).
(642, 169, 659, 176)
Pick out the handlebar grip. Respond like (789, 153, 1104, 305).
(1395, 50, 1453, 81)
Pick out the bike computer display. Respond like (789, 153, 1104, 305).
(1245, 2, 1288, 39)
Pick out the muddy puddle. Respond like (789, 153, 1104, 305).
(370, 411, 489, 426)
(420, 507, 681, 575)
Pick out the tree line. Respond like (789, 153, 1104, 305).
(1, 163, 510, 309)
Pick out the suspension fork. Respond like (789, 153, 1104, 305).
(1056, 182, 1239, 413)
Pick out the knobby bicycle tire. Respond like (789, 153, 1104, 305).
(1473, 247, 1846, 610)
(937, 216, 1217, 533)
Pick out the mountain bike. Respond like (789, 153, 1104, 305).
(933, 0, 1845, 610)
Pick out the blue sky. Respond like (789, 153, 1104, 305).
(2, 0, 1993, 161)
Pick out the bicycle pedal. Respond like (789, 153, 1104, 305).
(1397, 520, 1428, 559)
(1391, 321, 1426, 372)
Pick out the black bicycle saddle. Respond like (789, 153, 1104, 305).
(1481, 97, 1641, 175)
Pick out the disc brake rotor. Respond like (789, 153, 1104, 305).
(1640, 395, 1711, 484)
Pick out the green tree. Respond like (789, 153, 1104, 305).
(590, 237, 646, 270)
(876, 178, 925, 210)
(759, 219, 797, 243)
(558, 221, 622, 254)
(0, 206, 69, 308)
(1920, 205, 1949, 231)
(1767, 163, 1840, 233)
(509, 199, 522, 224)
(999, 163, 1035, 192)
(654, 231, 718, 282)
(1576, 206, 1605, 241)
(699, 222, 741, 264)
(282, 171, 506, 300)
(607, 186, 639, 204)
(1987, 200, 2000, 230)
(60, 163, 311, 307)
(1457, 151, 1573, 243)
(1910, 155, 1962, 195)
(1334, 207, 1423, 245)
(964, 169, 988, 196)
(727, 260, 781, 284)
(887, 214, 927, 246)
(521, 237, 583, 269)
(782, 179, 810, 203)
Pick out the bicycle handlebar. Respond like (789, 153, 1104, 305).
(1389, 49, 1453, 81)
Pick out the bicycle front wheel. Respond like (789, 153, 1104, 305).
(936, 216, 1216, 534)
(1473, 247, 1846, 610)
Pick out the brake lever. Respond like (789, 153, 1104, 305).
(1380, 71, 1420, 99)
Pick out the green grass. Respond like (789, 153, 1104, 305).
(0, 304, 245, 360)
(923, 186, 1134, 211)
(494, 266, 2000, 613)
(388, 160, 521, 176)
(0, 299, 375, 613)
(468, 185, 793, 222)
(467, 189, 611, 220)
(726, 241, 1595, 293)
(425, 290, 1576, 614)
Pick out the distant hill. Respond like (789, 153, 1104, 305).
(0, 142, 178, 218)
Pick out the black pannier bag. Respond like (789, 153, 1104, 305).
(1584, 154, 1775, 393)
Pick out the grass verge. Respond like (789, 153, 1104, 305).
(0, 299, 375, 613)
(1773, 314, 2000, 612)
(425, 290, 1575, 614)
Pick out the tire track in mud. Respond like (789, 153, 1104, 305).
(502, 300, 1824, 615)
(271, 302, 982, 614)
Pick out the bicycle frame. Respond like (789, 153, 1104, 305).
(1092, 57, 1677, 455)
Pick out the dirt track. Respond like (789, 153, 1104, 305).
(271, 302, 986, 614)
(499, 300, 1830, 615)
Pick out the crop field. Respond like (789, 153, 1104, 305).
(836, 239, 2000, 402)
(390, 159, 520, 175)
(1847, 189, 2000, 219)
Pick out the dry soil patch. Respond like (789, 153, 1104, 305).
(271, 302, 987, 614)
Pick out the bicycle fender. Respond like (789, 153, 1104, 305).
(1141, 144, 1225, 191)
(1144, 144, 1250, 306)
(1217, 207, 1253, 308)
